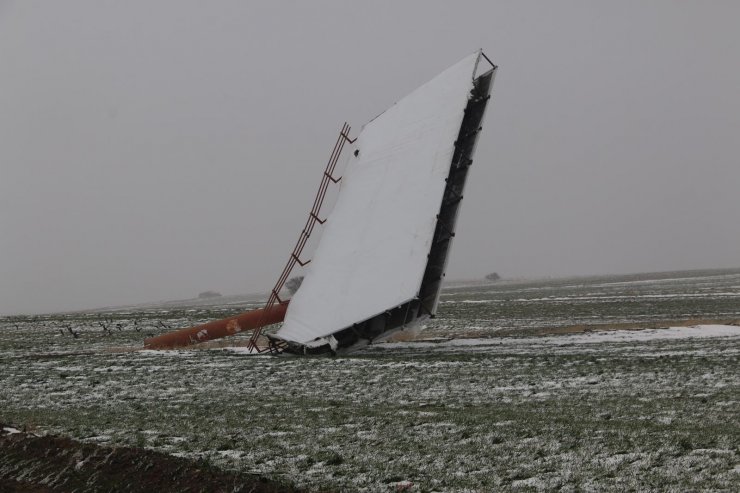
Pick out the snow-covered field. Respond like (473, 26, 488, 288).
(1, 269, 739, 491)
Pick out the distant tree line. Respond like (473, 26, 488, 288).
(198, 291, 222, 299)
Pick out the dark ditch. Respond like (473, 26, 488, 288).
(0, 424, 310, 493)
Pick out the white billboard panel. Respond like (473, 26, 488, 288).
(276, 53, 480, 344)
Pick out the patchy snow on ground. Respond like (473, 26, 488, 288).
(2, 269, 739, 492)
(378, 324, 740, 351)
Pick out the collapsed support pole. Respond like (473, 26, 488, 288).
(142, 123, 352, 352)
(143, 302, 289, 350)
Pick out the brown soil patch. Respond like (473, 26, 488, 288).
(0, 425, 309, 493)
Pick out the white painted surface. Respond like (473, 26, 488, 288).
(277, 53, 480, 344)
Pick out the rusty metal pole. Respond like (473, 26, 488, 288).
(143, 302, 289, 350)
(144, 124, 353, 352)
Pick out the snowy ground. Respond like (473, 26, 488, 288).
(1, 269, 739, 491)
(378, 324, 740, 350)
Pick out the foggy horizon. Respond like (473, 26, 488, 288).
(6, 267, 740, 317)
(2, 1, 739, 315)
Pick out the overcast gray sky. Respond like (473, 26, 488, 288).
(1, 1, 739, 315)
